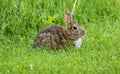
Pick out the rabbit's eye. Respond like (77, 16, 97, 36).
(72, 26, 78, 31)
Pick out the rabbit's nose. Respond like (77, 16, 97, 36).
(80, 29, 86, 36)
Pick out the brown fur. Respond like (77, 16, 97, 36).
(34, 25, 67, 49)
(33, 10, 85, 49)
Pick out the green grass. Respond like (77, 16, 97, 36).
(0, 0, 120, 74)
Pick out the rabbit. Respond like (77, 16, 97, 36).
(33, 9, 85, 49)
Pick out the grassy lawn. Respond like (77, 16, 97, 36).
(0, 0, 120, 74)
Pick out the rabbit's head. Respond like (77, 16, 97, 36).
(64, 9, 85, 41)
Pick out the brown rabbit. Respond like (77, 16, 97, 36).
(33, 9, 85, 49)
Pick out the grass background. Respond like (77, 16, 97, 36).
(0, 0, 120, 74)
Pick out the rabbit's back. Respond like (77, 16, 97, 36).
(33, 25, 66, 49)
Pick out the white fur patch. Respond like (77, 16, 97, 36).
(74, 38, 82, 49)
(39, 33, 51, 37)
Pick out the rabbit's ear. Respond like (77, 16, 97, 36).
(64, 9, 72, 24)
